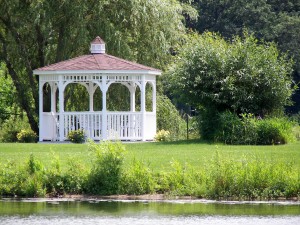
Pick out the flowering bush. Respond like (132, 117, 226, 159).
(154, 129, 170, 142)
(17, 129, 38, 143)
(67, 129, 85, 143)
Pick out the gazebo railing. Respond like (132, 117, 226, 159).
(107, 112, 142, 140)
(63, 112, 103, 140)
(42, 111, 155, 141)
(63, 111, 144, 140)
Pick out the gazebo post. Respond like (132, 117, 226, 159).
(141, 76, 146, 141)
(102, 76, 108, 140)
(129, 84, 136, 112)
(50, 82, 57, 113)
(38, 79, 44, 142)
(58, 75, 65, 141)
(88, 82, 94, 112)
(152, 82, 156, 112)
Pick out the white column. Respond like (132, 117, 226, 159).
(39, 79, 44, 142)
(58, 75, 65, 141)
(152, 82, 156, 112)
(130, 84, 136, 112)
(50, 82, 57, 113)
(152, 81, 157, 141)
(89, 82, 94, 112)
(141, 76, 146, 141)
(101, 76, 108, 140)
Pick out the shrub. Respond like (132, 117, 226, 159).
(292, 125, 300, 141)
(157, 161, 204, 196)
(215, 111, 243, 144)
(43, 153, 65, 196)
(63, 159, 87, 194)
(154, 130, 170, 142)
(17, 129, 38, 143)
(197, 107, 220, 141)
(290, 112, 300, 125)
(67, 129, 85, 143)
(23, 175, 46, 197)
(156, 94, 186, 140)
(0, 116, 31, 142)
(120, 160, 155, 195)
(86, 140, 125, 195)
(215, 112, 258, 145)
(23, 154, 46, 197)
(27, 154, 44, 175)
(187, 116, 200, 139)
(213, 111, 295, 145)
(203, 151, 300, 200)
(0, 161, 27, 196)
(256, 117, 295, 145)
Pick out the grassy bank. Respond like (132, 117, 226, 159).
(0, 141, 299, 200)
(1, 140, 300, 171)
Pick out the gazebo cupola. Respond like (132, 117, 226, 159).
(90, 36, 106, 54)
(34, 36, 161, 142)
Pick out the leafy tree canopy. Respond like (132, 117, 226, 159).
(0, 63, 16, 120)
(167, 32, 295, 117)
(186, 0, 300, 113)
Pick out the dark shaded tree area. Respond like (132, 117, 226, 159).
(185, 0, 300, 113)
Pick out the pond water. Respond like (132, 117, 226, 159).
(0, 199, 299, 225)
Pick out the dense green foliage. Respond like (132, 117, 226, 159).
(215, 111, 296, 145)
(0, 63, 16, 121)
(156, 94, 186, 140)
(168, 32, 295, 141)
(0, 115, 32, 142)
(0, 141, 299, 199)
(169, 32, 294, 117)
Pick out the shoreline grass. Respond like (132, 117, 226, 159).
(0, 141, 299, 200)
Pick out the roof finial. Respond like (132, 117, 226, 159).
(90, 36, 105, 54)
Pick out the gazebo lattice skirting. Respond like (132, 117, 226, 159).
(34, 37, 161, 142)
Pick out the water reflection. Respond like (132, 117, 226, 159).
(1, 215, 299, 225)
(0, 199, 299, 225)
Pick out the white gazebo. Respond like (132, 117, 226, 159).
(34, 36, 161, 142)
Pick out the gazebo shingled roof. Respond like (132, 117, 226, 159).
(35, 54, 161, 72)
(91, 36, 105, 44)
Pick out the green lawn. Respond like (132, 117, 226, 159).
(0, 140, 300, 171)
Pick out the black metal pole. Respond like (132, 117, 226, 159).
(186, 114, 189, 140)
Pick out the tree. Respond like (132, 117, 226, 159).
(0, 0, 195, 133)
(0, 63, 16, 121)
(185, 0, 300, 113)
(168, 32, 295, 128)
